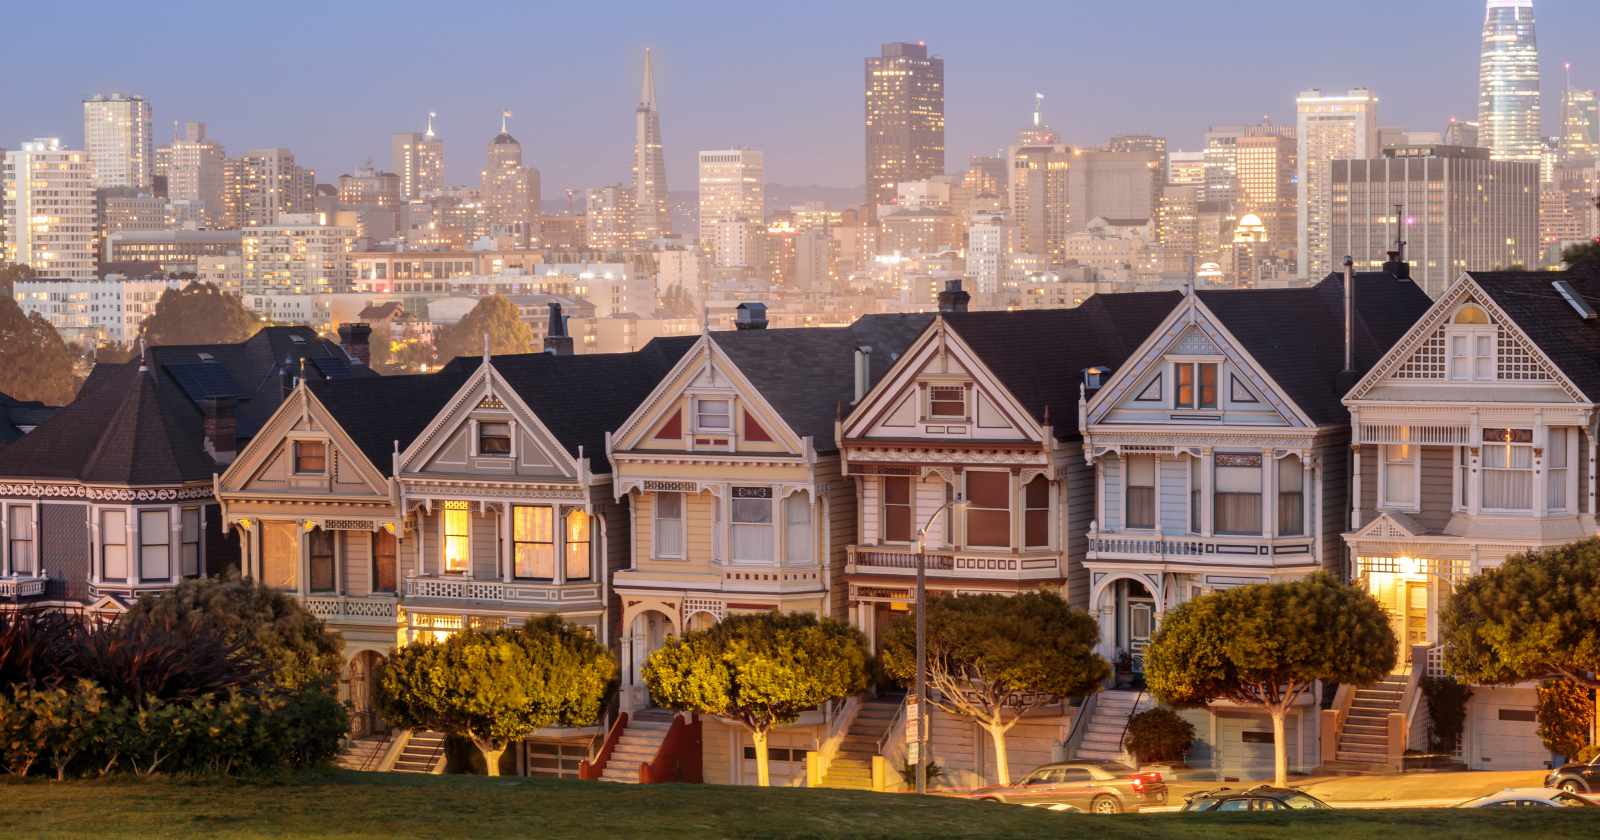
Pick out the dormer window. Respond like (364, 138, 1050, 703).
(1447, 304, 1495, 381)
(477, 421, 512, 456)
(1174, 362, 1218, 410)
(695, 398, 732, 432)
(929, 385, 966, 419)
(294, 440, 326, 474)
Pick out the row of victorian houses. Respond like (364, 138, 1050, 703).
(1, 261, 1595, 784)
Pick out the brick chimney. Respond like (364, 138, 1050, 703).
(938, 278, 970, 314)
(544, 302, 574, 355)
(338, 322, 373, 366)
(200, 396, 238, 464)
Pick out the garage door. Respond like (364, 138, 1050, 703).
(740, 744, 805, 787)
(1473, 703, 1547, 770)
(1214, 713, 1297, 780)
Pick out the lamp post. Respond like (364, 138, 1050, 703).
(913, 494, 967, 796)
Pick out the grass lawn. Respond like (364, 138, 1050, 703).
(1, 770, 1596, 839)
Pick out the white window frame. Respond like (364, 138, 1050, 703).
(654, 492, 685, 559)
(472, 417, 515, 458)
(1172, 360, 1220, 411)
(782, 493, 813, 566)
(1275, 454, 1307, 538)
(137, 507, 172, 583)
(730, 487, 775, 565)
(693, 397, 733, 433)
(926, 383, 968, 420)
(101, 507, 131, 583)
(1378, 443, 1421, 513)
(1546, 428, 1576, 515)
(1123, 454, 1157, 531)
(291, 436, 329, 476)
(1480, 432, 1535, 514)
(1212, 453, 1264, 536)
(5, 503, 36, 577)
(1445, 305, 1496, 382)
(1453, 446, 1471, 512)
(440, 503, 472, 575)
(180, 506, 202, 578)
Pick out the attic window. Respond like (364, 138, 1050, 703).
(695, 399, 731, 432)
(1175, 363, 1218, 410)
(294, 441, 327, 474)
(1453, 304, 1490, 325)
(478, 422, 512, 456)
(929, 385, 966, 419)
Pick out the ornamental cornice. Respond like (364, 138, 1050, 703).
(609, 452, 806, 470)
(399, 478, 586, 501)
(1087, 429, 1321, 458)
(842, 446, 1046, 467)
(0, 482, 214, 502)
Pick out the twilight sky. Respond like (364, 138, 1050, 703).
(7, 0, 1598, 197)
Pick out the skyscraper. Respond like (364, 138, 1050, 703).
(223, 148, 314, 228)
(481, 112, 541, 246)
(1008, 143, 1070, 261)
(632, 48, 669, 243)
(697, 149, 764, 250)
(1478, 0, 1543, 162)
(4, 139, 97, 278)
(1234, 133, 1297, 263)
(864, 42, 945, 217)
(164, 122, 225, 226)
(393, 113, 445, 201)
(1297, 88, 1379, 277)
(82, 93, 154, 190)
(1561, 73, 1599, 160)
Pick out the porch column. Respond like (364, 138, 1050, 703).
(1350, 444, 1363, 530)
(502, 502, 512, 582)
(1201, 449, 1214, 537)
(1587, 426, 1597, 517)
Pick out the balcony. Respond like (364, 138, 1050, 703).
(0, 574, 47, 600)
(1086, 526, 1314, 567)
(845, 545, 1061, 583)
(299, 594, 399, 626)
(402, 575, 603, 609)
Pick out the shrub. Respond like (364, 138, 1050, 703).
(1536, 679, 1596, 760)
(0, 608, 86, 687)
(1419, 676, 1473, 754)
(1122, 706, 1195, 764)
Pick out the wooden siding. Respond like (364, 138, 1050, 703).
(1158, 457, 1188, 536)
(1060, 442, 1093, 611)
(1356, 446, 1377, 528)
(1101, 456, 1123, 531)
(820, 458, 854, 622)
(1316, 438, 1350, 578)
(471, 510, 499, 579)
(916, 474, 950, 549)
(1417, 446, 1455, 532)
(341, 531, 372, 596)
(1581, 433, 1591, 515)
(860, 476, 881, 544)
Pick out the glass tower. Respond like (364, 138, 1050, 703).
(1477, 0, 1543, 162)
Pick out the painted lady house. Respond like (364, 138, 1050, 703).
(1078, 260, 1429, 778)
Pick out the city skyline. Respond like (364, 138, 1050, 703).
(8, 0, 1599, 196)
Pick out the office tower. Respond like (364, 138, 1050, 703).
(1330, 144, 1539, 298)
(1297, 88, 1379, 277)
(240, 213, 356, 294)
(1542, 158, 1600, 255)
(1478, 0, 1543, 162)
(1008, 143, 1071, 261)
(338, 167, 402, 208)
(632, 48, 669, 242)
(1109, 135, 1168, 181)
(100, 191, 168, 238)
(1444, 118, 1482, 148)
(482, 114, 541, 246)
(223, 149, 314, 228)
(3, 139, 97, 278)
(1066, 149, 1162, 231)
(163, 122, 225, 227)
(1235, 133, 1297, 261)
(709, 218, 763, 269)
(1167, 151, 1206, 186)
(1202, 121, 1294, 205)
(82, 93, 153, 190)
(1561, 79, 1599, 159)
(392, 113, 445, 201)
(864, 42, 945, 216)
(586, 185, 636, 251)
(965, 212, 1011, 296)
(697, 149, 764, 249)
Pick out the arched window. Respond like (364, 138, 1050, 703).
(1447, 304, 1495, 381)
(1453, 304, 1490, 325)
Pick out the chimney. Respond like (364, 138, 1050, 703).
(1337, 256, 1360, 393)
(544, 302, 574, 355)
(200, 396, 238, 464)
(853, 346, 873, 402)
(280, 354, 298, 397)
(938, 278, 971, 314)
(338, 322, 372, 366)
(1082, 366, 1113, 394)
(735, 302, 768, 330)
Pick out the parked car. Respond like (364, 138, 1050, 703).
(966, 760, 1167, 814)
(1181, 786, 1331, 813)
(1456, 788, 1597, 808)
(1545, 754, 1600, 794)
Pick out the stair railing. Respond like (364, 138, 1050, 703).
(579, 711, 629, 780)
(1060, 692, 1099, 760)
(640, 712, 702, 784)
(356, 731, 394, 772)
(1117, 688, 1146, 762)
(375, 728, 412, 773)
(807, 694, 863, 786)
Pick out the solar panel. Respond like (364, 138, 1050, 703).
(310, 352, 353, 381)
(165, 362, 244, 404)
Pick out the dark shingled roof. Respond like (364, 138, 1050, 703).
(942, 292, 1185, 440)
(1198, 272, 1433, 424)
(710, 314, 935, 452)
(1468, 270, 1600, 402)
(0, 393, 57, 445)
(310, 371, 470, 477)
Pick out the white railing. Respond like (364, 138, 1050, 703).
(300, 594, 399, 623)
(846, 546, 1060, 580)
(1087, 528, 1314, 563)
(1425, 643, 1447, 679)
(0, 575, 46, 598)
(403, 575, 602, 605)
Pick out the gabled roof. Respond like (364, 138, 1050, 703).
(0, 392, 56, 445)
(1198, 273, 1431, 424)
(1468, 270, 1600, 402)
(941, 292, 1183, 439)
(708, 314, 934, 451)
(309, 371, 470, 477)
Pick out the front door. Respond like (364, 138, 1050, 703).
(1400, 580, 1429, 665)
(1127, 600, 1154, 672)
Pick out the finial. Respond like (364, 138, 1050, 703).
(1033, 92, 1043, 128)
(426, 110, 437, 138)
(500, 109, 511, 135)
(641, 48, 657, 109)
(482, 331, 491, 364)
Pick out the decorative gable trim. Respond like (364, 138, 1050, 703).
(397, 360, 581, 482)
(217, 387, 390, 500)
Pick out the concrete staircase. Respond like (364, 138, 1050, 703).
(392, 730, 448, 774)
(820, 696, 903, 790)
(599, 709, 675, 784)
(1330, 674, 1408, 771)
(1075, 690, 1154, 762)
(335, 733, 391, 772)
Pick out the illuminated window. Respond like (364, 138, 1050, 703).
(564, 508, 591, 581)
(513, 505, 554, 579)
(294, 440, 326, 474)
(260, 520, 298, 591)
(443, 504, 470, 573)
(1175, 363, 1218, 410)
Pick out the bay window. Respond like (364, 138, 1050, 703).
(564, 508, 591, 580)
(372, 529, 397, 593)
(1024, 475, 1050, 548)
(1214, 454, 1262, 535)
(882, 477, 912, 543)
(784, 494, 813, 564)
(1277, 456, 1305, 536)
(260, 521, 298, 590)
(654, 492, 684, 558)
(442, 504, 470, 573)
(309, 528, 335, 592)
(8, 506, 34, 575)
(966, 471, 1011, 548)
(102, 510, 129, 582)
(1125, 456, 1156, 530)
(180, 508, 201, 578)
(1175, 362, 1218, 410)
(1381, 444, 1417, 509)
(138, 509, 170, 581)
(731, 488, 774, 564)
(1481, 428, 1534, 511)
(513, 505, 555, 579)
(1547, 428, 1570, 513)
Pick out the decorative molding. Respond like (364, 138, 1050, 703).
(0, 483, 213, 502)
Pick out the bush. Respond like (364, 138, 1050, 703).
(1537, 679, 1596, 761)
(1420, 676, 1473, 754)
(1122, 706, 1195, 764)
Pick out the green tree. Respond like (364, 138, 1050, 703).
(0, 262, 35, 299)
(1561, 239, 1600, 274)
(644, 612, 869, 787)
(879, 592, 1107, 786)
(138, 282, 261, 348)
(1535, 679, 1594, 760)
(1144, 575, 1396, 786)
(0, 296, 81, 405)
(379, 618, 615, 776)
(433, 295, 535, 363)
(368, 321, 436, 374)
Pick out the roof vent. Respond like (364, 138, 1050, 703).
(1553, 280, 1596, 320)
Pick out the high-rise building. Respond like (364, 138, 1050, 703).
(163, 122, 225, 227)
(965, 211, 1011, 296)
(1109, 135, 1169, 182)
(481, 114, 541, 246)
(3, 139, 97, 278)
(1330, 144, 1539, 298)
(1166, 151, 1206, 187)
(1444, 118, 1482, 148)
(586, 185, 636, 252)
(83, 93, 153, 190)
(338, 167, 402, 208)
(240, 213, 356, 294)
(1478, 0, 1543, 162)
(632, 48, 670, 243)
(1203, 121, 1295, 205)
(392, 113, 445, 201)
(1297, 87, 1379, 277)
(1007, 143, 1071, 261)
(1561, 77, 1599, 160)
(1066, 149, 1162, 232)
(864, 42, 945, 216)
(697, 149, 764, 249)
(223, 148, 314, 228)
(1234, 133, 1297, 261)
(1541, 157, 1600, 257)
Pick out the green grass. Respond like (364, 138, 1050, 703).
(0, 770, 1595, 839)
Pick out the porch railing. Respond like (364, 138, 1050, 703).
(1087, 528, 1314, 564)
(846, 546, 1060, 579)
(0, 575, 46, 599)
(300, 595, 398, 623)
(403, 575, 602, 604)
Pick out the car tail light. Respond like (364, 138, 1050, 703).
(1131, 777, 1144, 792)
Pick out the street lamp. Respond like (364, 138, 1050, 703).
(913, 493, 967, 796)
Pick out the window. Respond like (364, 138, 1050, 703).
(731, 487, 774, 563)
(1024, 475, 1050, 548)
(1214, 454, 1262, 535)
(1447, 306, 1495, 382)
(102, 510, 129, 581)
(180, 507, 201, 577)
(1482, 429, 1534, 511)
(966, 471, 1011, 548)
(513, 505, 554, 579)
(1497, 708, 1536, 722)
(695, 399, 731, 431)
(882, 477, 912, 543)
(928, 385, 966, 418)
(784, 494, 812, 564)
(309, 528, 335, 592)
(1382, 444, 1417, 508)
(1189, 456, 1203, 533)
(1175, 362, 1218, 410)
(654, 493, 684, 558)
(1548, 428, 1569, 512)
(1241, 730, 1275, 744)
(260, 521, 298, 590)
(372, 529, 397, 593)
(443, 504, 470, 573)
(1125, 456, 1156, 530)
(477, 421, 512, 456)
(139, 509, 170, 581)
(1457, 447, 1471, 510)
(294, 440, 327, 474)
(8, 507, 34, 575)
(564, 508, 591, 581)
(1277, 456, 1305, 536)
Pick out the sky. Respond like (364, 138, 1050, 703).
(7, 0, 1599, 198)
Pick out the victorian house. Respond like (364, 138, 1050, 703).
(1080, 266, 1429, 778)
(1342, 269, 1600, 771)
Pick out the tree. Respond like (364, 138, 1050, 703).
(656, 285, 698, 319)
(1144, 575, 1396, 787)
(644, 612, 869, 787)
(379, 617, 615, 776)
(1562, 239, 1600, 274)
(0, 262, 35, 299)
(368, 321, 436, 374)
(1535, 679, 1594, 761)
(139, 282, 260, 348)
(1123, 707, 1196, 765)
(0, 296, 80, 405)
(879, 592, 1108, 786)
(433, 295, 535, 363)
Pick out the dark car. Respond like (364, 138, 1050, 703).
(966, 760, 1167, 814)
(1181, 785, 1332, 813)
(1546, 754, 1600, 794)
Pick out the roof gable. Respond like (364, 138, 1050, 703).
(399, 361, 582, 482)
(219, 387, 390, 500)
